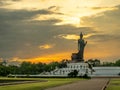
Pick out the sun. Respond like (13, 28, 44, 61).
(55, 16, 81, 27)
(69, 16, 81, 25)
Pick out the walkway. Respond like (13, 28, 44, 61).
(45, 78, 109, 90)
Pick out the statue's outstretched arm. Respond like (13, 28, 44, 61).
(84, 41, 87, 46)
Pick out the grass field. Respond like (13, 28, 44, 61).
(106, 78, 120, 90)
(0, 77, 83, 90)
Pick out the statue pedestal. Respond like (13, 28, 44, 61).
(78, 59, 84, 62)
(71, 59, 84, 63)
(71, 53, 84, 62)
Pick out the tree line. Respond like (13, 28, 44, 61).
(0, 59, 120, 76)
(0, 60, 67, 76)
(86, 59, 120, 67)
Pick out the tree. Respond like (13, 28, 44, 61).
(35, 62, 46, 73)
(87, 59, 101, 67)
(68, 70, 78, 77)
(115, 59, 120, 66)
(19, 61, 46, 74)
(0, 65, 10, 76)
(94, 59, 100, 66)
(58, 60, 67, 68)
(19, 62, 32, 74)
(9, 65, 19, 74)
(102, 62, 115, 66)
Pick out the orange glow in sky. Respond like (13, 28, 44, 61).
(0, 0, 120, 64)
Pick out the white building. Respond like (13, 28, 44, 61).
(40, 63, 120, 77)
(91, 67, 120, 77)
(41, 62, 91, 77)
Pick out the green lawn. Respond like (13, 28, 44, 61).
(106, 78, 120, 90)
(0, 77, 83, 90)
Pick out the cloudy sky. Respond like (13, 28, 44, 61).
(0, 0, 120, 63)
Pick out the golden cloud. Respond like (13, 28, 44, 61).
(39, 44, 55, 49)
(58, 33, 95, 40)
(58, 34, 79, 40)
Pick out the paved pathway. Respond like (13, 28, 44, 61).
(45, 78, 109, 90)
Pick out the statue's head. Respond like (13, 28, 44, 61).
(80, 32, 83, 39)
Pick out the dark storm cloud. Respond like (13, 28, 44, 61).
(0, 8, 61, 36)
(48, 6, 60, 11)
(91, 7, 115, 10)
(0, 0, 21, 6)
(0, 1, 4, 5)
(91, 7, 106, 10)
(0, 0, 21, 2)
(0, 9, 93, 59)
(0, 4, 95, 59)
(0, 9, 54, 22)
(0, 7, 62, 58)
(81, 5, 120, 36)
(80, 5, 120, 60)
(2, 4, 120, 60)
(12, 0, 21, 1)
(0, 1, 9, 6)
(88, 34, 120, 43)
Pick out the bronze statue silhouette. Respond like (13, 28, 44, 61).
(78, 32, 87, 61)
(71, 32, 87, 62)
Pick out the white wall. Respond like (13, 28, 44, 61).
(91, 67, 120, 77)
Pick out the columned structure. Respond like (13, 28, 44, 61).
(49, 62, 89, 76)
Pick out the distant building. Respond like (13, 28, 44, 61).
(91, 67, 120, 77)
